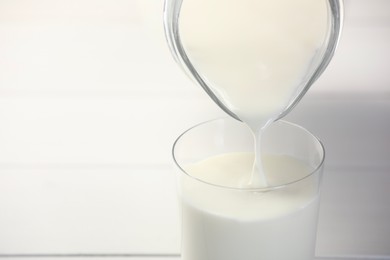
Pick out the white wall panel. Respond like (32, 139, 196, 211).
(0, 95, 223, 165)
(0, 168, 179, 254)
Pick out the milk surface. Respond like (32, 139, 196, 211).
(180, 153, 320, 260)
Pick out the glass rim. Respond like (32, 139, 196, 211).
(172, 117, 325, 192)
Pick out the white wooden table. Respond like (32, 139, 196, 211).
(0, 255, 389, 260)
(2, 254, 387, 259)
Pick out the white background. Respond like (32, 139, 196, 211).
(0, 0, 389, 259)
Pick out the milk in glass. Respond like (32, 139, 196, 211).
(180, 153, 320, 260)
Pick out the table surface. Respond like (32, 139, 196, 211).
(0, 257, 389, 260)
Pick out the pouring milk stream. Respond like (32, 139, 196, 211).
(166, 0, 334, 188)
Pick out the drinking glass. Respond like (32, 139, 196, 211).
(172, 118, 325, 260)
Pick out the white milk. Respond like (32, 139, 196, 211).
(179, 0, 329, 186)
(179, 0, 328, 126)
(180, 153, 320, 260)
